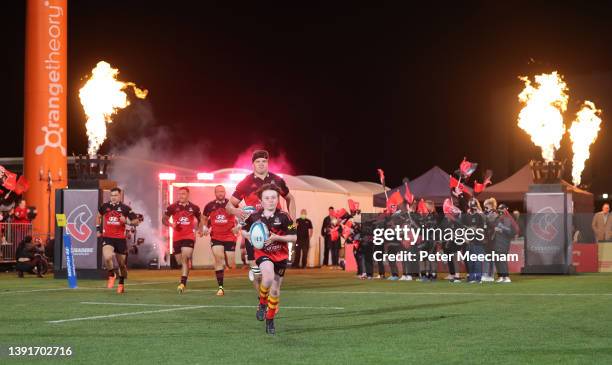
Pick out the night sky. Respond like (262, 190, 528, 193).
(3, 1, 611, 195)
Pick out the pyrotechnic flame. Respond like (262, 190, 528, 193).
(517, 72, 569, 162)
(79, 61, 147, 156)
(568, 101, 602, 186)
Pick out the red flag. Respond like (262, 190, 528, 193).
(473, 169, 493, 194)
(449, 176, 462, 189)
(416, 198, 428, 215)
(1, 168, 17, 191)
(342, 220, 353, 239)
(14, 176, 30, 195)
(450, 175, 471, 196)
(333, 208, 347, 219)
(402, 178, 414, 204)
(377, 169, 385, 185)
(386, 191, 403, 211)
(443, 198, 461, 215)
(348, 199, 360, 212)
(459, 157, 478, 178)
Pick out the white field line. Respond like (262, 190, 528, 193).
(0, 287, 190, 295)
(4, 283, 612, 297)
(81, 301, 188, 307)
(46, 302, 345, 323)
(187, 288, 612, 297)
(80, 301, 345, 310)
(47, 305, 211, 323)
(0, 278, 214, 295)
(0, 288, 74, 295)
(298, 290, 612, 297)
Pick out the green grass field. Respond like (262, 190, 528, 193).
(1, 269, 611, 364)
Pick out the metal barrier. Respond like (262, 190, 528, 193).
(0, 223, 33, 262)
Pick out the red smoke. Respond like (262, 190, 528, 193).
(233, 144, 295, 175)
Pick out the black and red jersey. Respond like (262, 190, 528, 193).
(164, 201, 201, 242)
(98, 202, 136, 239)
(244, 209, 296, 262)
(232, 172, 289, 210)
(203, 199, 236, 242)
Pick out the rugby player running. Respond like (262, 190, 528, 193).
(225, 150, 296, 295)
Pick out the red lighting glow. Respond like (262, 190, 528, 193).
(233, 145, 295, 174)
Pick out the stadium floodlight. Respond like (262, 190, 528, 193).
(158, 172, 176, 181)
(197, 172, 214, 180)
(229, 173, 246, 181)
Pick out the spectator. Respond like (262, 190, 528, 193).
(463, 198, 486, 283)
(384, 204, 402, 280)
(359, 213, 376, 279)
(401, 202, 420, 281)
(329, 217, 342, 269)
(440, 211, 461, 283)
(15, 235, 44, 278)
(0, 211, 6, 241)
(293, 209, 313, 268)
(0, 210, 9, 222)
(493, 204, 516, 283)
(418, 200, 438, 281)
(321, 207, 334, 267)
(592, 203, 612, 242)
(482, 197, 498, 282)
(12, 199, 30, 224)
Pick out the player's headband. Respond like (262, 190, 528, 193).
(252, 150, 269, 162)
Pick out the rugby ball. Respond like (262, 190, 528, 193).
(249, 221, 269, 249)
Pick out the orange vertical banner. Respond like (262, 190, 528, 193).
(23, 0, 68, 239)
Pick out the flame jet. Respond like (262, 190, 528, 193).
(79, 61, 147, 156)
(517, 72, 569, 162)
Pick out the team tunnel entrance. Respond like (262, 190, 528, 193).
(157, 168, 383, 268)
